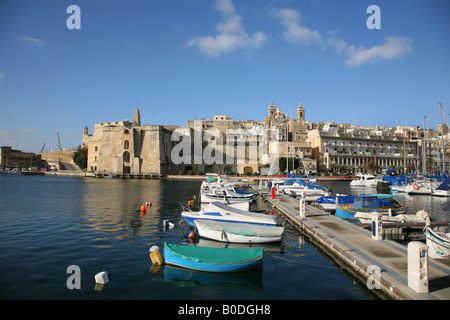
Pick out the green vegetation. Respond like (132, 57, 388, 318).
(73, 145, 88, 170)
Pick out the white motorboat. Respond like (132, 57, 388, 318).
(194, 220, 284, 244)
(405, 180, 437, 195)
(181, 201, 278, 227)
(200, 175, 256, 206)
(350, 174, 380, 188)
(277, 179, 331, 197)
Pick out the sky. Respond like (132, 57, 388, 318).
(0, 0, 449, 153)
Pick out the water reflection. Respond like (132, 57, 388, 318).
(164, 266, 264, 291)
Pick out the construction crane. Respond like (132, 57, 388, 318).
(57, 132, 62, 151)
(39, 143, 46, 154)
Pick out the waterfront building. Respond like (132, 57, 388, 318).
(0, 146, 42, 169)
(307, 123, 419, 173)
(82, 109, 179, 175)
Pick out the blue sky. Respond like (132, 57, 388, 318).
(0, 0, 449, 153)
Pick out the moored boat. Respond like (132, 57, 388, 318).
(426, 228, 449, 259)
(335, 194, 407, 219)
(200, 175, 255, 206)
(163, 242, 263, 272)
(195, 220, 284, 244)
(431, 176, 450, 197)
(350, 174, 380, 188)
(181, 201, 278, 227)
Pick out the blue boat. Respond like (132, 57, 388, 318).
(335, 195, 408, 219)
(163, 242, 263, 272)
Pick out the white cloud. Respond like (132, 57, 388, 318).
(344, 36, 412, 67)
(19, 35, 45, 47)
(0, 72, 5, 82)
(326, 31, 348, 54)
(186, 0, 267, 57)
(273, 8, 322, 45)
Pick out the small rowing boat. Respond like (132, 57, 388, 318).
(195, 220, 284, 244)
(163, 242, 263, 272)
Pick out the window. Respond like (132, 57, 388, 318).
(123, 151, 130, 162)
(124, 140, 129, 149)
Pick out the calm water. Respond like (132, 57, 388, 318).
(0, 175, 447, 300)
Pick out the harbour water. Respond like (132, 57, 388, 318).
(0, 175, 448, 300)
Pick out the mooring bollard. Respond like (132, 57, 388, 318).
(371, 212, 383, 240)
(299, 194, 305, 218)
(407, 241, 429, 293)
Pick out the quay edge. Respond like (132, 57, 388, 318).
(254, 186, 450, 300)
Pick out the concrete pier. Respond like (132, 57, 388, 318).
(255, 187, 450, 300)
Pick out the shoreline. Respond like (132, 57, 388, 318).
(40, 171, 355, 181)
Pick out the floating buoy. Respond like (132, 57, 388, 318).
(149, 246, 164, 265)
(94, 271, 111, 285)
(163, 220, 175, 230)
(188, 231, 197, 239)
(140, 205, 147, 213)
(145, 202, 152, 207)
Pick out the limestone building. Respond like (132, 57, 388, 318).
(82, 109, 178, 176)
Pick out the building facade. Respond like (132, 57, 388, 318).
(0, 146, 42, 169)
(82, 109, 178, 175)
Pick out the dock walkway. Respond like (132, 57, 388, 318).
(255, 187, 450, 300)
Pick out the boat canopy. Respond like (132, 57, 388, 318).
(294, 179, 324, 190)
(435, 176, 450, 191)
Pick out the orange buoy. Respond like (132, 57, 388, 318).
(140, 205, 147, 213)
(188, 231, 196, 239)
(188, 200, 194, 205)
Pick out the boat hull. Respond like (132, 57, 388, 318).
(195, 220, 284, 244)
(181, 202, 278, 227)
(335, 203, 408, 219)
(426, 228, 449, 259)
(163, 242, 263, 272)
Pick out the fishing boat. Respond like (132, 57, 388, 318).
(426, 228, 449, 259)
(335, 194, 407, 219)
(431, 175, 450, 197)
(350, 174, 380, 187)
(181, 201, 278, 227)
(194, 220, 284, 244)
(163, 242, 263, 272)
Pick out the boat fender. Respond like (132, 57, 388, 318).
(94, 271, 111, 285)
(413, 184, 419, 190)
(149, 246, 164, 265)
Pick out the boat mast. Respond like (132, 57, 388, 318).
(423, 116, 426, 175)
(439, 102, 445, 174)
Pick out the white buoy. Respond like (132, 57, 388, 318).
(94, 271, 111, 285)
(163, 220, 175, 230)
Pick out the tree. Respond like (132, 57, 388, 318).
(73, 145, 88, 170)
